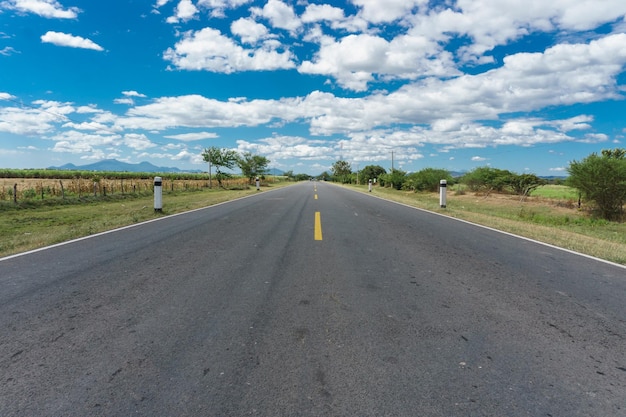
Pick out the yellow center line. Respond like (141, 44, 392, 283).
(314, 194, 318, 200)
(314, 211, 323, 241)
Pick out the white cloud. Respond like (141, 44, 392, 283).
(301, 4, 345, 23)
(50, 130, 122, 154)
(0, 92, 16, 100)
(299, 32, 458, 91)
(117, 94, 302, 131)
(124, 133, 157, 150)
(2, 0, 80, 19)
(471, 156, 488, 162)
(41, 31, 103, 51)
(197, 0, 253, 18)
(166, 0, 198, 23)
(0, 46, 19, 56)
(114, 98, 135, 105)
(231, 17, 271, 44)
(250, 0, 301, 32)
(237, 135, 335, 161)
(409, 0, 626, 63)
(163, 27, 295, 73)
(122, 91, 147, 98)
(352, 0, 426, 24)
(164, 131, 219, 141)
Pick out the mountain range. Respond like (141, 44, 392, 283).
(49, 159, 201, 173)
(49, 159, 286, 176)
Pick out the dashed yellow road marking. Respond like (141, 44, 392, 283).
(314, 211, 323, 241)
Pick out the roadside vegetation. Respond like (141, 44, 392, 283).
(330, 148, 625, 265)
(1, 148, 624, 265)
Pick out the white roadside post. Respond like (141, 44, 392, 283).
(154, 176, 163, 212)
(255, 176, 260, 191)
(439, 179, 447, 208)
(368, 179, 372, 192)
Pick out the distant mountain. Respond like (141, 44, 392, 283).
(49, 159, 200, 173)
(267, 168, 284, 176)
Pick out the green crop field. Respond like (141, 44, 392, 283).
(531, 184, 579, 200)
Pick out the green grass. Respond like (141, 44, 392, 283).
(531, 184, 579, 199)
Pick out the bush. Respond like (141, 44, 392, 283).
(567, 149, 626, 221)
(405, 168, 454, 192)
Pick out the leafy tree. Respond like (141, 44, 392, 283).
(508, 173, 546, 196)
(238, 152, 270, 184)
(462, 167, 513, 193)
(360, 165, 387, 184)
(331, 160, 352, 183)
(380, 169, 407, 190)
(201, 146, 239, 188)
(406, 168, 453, 192)
(567, 148, 626, 221)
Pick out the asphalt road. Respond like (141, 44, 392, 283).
(1, 182, 625, 416)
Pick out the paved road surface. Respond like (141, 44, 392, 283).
(1, 182, 625, 416)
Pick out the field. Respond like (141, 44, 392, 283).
(0, 176, 250, 202)
(1, 180, 624, 265)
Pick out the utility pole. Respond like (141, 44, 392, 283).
(391, 150, 394, 172)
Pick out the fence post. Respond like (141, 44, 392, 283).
(13, 183, 17, 204)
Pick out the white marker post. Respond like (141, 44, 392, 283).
(255, 177, 260, 191)
(154, 176, 163, 212)
(439, 179, 447, 208)
(368, 179, 372, 192)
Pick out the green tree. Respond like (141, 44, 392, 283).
(406, 168, 453, 192)
(462, 167, 513, 193)
(237, 152, 270, 184)
(567, 148, 626, 221)
(380, 169, 407, 190)
(201, 146, 239, 188)
(331, 160, 352, 183)
(360, 165, 387, 184)
(508, 173, 546, 197)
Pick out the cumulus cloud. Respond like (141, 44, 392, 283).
(352, 0, 426, 24)
(250, 0, 301, 32)
(166, 0, 198, 23)
(41, 31, 103, 51)
(163, 27, 295, 72)
(197, 0, 253, 18)
(2, 0, 80, 19)
(231, 17, 271, 44)
(299, 33, 459, 91)
(124, 133, 157, 150)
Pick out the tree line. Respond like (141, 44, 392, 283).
(326, 148, 626, 222)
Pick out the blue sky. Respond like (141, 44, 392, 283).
(1, 0, 626, 175)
